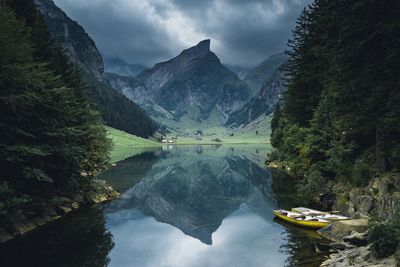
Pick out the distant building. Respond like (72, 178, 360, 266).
(161, 139, 175, 144)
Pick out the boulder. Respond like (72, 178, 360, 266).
(13, 222, 37, 236)
(318, 219, 369, 242)
(343, 231, 368, 246)
(55, 206, 72, 215)
(355, 195, 374, 215)
(320, 245, 397, 267)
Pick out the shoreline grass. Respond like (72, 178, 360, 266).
(106, 126, 271, 162)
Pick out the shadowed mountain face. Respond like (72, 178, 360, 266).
(104, 59, 147, 77)
(33, 0, 156, 137)
(224, 64, 251, 79)
(104, 146, 274, 245)
(105, 40, 251, 131)
(223, 53, 288, 129)
(244, 53, 287, 96)
(34, 0, 104, 79)
(227, 67, 287, 128)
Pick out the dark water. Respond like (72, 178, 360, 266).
(0, 145, 329, 267)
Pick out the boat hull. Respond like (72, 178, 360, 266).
(272, 211, 330, 230)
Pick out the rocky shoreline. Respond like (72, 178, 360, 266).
(266, 161, 400, 266)
(318, 220, 397, 266)
(0, 179, 119, 244)
(320, 173, 400, 266)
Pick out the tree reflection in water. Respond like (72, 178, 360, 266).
(271, 168, 331, 267)
(0, 208, 113, 267)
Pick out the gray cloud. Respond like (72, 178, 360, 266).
(54, 0, 311, 67)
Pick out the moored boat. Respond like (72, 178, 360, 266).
(272, 209, 331, 229)
(291, 207, 349, 221)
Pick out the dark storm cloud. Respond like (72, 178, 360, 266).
(54, 0, 311, 67)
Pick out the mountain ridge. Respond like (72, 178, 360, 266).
(34, 0, 156, 137)
(244, 52, 287, 96)
(227, 65, 287, 128)
(106, 40, 251, 133)
(104, 59, 147, 77)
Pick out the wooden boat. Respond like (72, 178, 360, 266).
(272, 209, 330, 229)
(291, 207, 349, 221)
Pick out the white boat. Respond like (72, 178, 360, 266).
(291, 207, 349, 221)
(273, 209, 331, 229)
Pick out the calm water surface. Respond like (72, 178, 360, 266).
(0, 145, 328, 267)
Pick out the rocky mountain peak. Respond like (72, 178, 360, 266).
(181, 39, 211, 59)
(106, 39, 250, 132)
(34, 0, 104, 80)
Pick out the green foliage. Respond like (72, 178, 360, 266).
(0, 1, 111, 226)
(271, 103, 283, 148)
(368, 208, 400, 258)
(271, 0, 400, 196)
(298, 164, 329, 198)
(83, 75, 156, 138)
(6, 0, 156, 138)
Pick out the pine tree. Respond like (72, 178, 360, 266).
(271, 0, 400, 194)
(0, 1, 111, 226)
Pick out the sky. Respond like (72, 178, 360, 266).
(54, 0, 311, 68)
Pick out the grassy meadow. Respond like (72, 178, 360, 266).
(106, 126, 161, 162)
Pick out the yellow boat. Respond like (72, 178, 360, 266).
(291, 207, 349, 222)
(273, 209, 330, 229)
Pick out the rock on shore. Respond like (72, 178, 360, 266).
(321, 245, 397, 267)
(318, 219, 397, 267)
(318, 219, 368, 242)
(0, 179, 119, 243)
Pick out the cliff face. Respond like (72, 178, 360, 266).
(333, 173, 400, 221)
(244, 53, 287, 96)
(34, 0, 156, 137)
(104, 59, 147, 77)
(137, 40, 250, 118)
(34, 0, 104, 79)
(227, 67, 286, 128)
(105, 40, 251, 131)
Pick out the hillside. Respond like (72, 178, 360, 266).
(34, 0, 156, 137)
(105, 40, 251, 133)
(104, 59, 147, 77)
(271, 0, 400, 201)
(244, 53, 287, 96)
(227, 67, 286, 128)
(0, 0, 114, 241)
(106, 127, 160, 163)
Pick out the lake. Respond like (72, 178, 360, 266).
(0, 145, 329, 267)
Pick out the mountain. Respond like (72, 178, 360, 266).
(104, 59, 147, 77)
(34, 0, 156, 137)
(33, 0, 103, 79)
(105, 40, 251, 132)
(244, 53, 287, 96)
(223, 64, 251, 79)
(227, 67, 286, 128)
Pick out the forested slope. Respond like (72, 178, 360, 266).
(0, 0, 110, 234)
(271, 0, 400, 196)
(34, 0, 156, 137)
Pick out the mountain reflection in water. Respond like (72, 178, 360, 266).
(105, 146, 275, 245)
(0, 145, 328, 267)
(103, 145, 288, 267)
